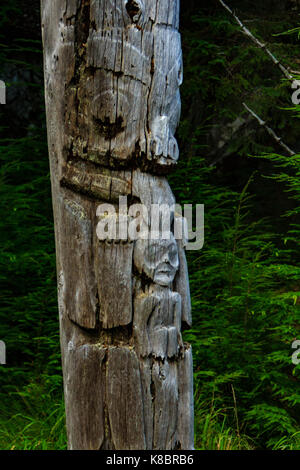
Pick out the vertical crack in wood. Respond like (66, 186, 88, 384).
(41, 0, 194, 450)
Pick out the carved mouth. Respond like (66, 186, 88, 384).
(156, 265, 172, 275)
(154, 265, 176, 286)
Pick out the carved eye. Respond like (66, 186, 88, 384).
(169, 249, 178, 264)
(125, 0, 143, 23)
(148, 245, 158, 260)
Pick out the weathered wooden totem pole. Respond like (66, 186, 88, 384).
(41, 0, 194, 449)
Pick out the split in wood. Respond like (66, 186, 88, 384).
(41, 0, 193, 450)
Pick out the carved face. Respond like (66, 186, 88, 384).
(65, 1, 183, 167)
(134, 235, 179, 286)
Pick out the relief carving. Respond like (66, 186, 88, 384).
(42, 0, 194, 450)
(133, 236, 183, 359)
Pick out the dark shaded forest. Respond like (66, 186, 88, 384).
(0, 0, 299, 449)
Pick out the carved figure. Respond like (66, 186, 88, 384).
(41, 0, 193, 450)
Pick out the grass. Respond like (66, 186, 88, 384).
(0, 379, 255, 451)
(0, 379, 298, 450)
(0, 384, 66, 450)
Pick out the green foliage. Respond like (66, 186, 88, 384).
(0, 0, 300, 451)
(172, 3, 300, 450)
(0, 125, 65, 448)
(0, 385, 66, 450)
(0, 0, 65, 449)
(171, 151, 300, 449)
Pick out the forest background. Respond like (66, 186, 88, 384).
(0, 0, 299, 450)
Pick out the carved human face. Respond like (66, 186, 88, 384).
(134, 235, 179, 286)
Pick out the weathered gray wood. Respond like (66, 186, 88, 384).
(174, 239, 192, 327)
(177, 345, 194, 450)
(59, 194, 98, 329)
(64, 343, 106, 450)
(138, 358, 154, 449)
(152, 360, 178, 450)
(96, 242, 134, 329)
(133, 235, 183, 360)
(132, 170, 176, 211)
(133, 284, 182, 360)
(61, 161, 132, 202)
(41, 0, 194, 450)
(106, 347, 146, 450)
(60, 0, 183, 169)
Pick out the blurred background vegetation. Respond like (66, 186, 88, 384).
(0, 0, 299, 450)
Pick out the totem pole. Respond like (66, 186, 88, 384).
(41, 0, 194, 449)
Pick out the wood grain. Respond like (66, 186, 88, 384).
(41, 0, 194, 450)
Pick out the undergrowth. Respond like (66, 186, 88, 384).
(0, 0, 299, 450)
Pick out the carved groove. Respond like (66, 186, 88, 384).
(41, 0, 193, 450)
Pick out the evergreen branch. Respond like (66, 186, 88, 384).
(218, 0, 293, 81)
(242, 102, 296, 156)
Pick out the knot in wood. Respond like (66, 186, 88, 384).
(125, 0, 143, 23)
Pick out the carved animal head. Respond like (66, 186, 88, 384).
(64, 0, 182, 169)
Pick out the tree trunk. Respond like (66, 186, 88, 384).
(41, 0, 194, 450)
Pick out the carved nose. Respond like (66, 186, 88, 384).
(168, 136, 179, 162)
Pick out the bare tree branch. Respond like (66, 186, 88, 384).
(242, 102, 296, 156)
(209, 102, 296, 167)
(218, 0, 294, 81)
(208, 1, 297, 167)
